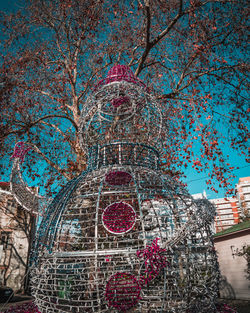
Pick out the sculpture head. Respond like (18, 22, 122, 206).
(79, 65, 165, 159)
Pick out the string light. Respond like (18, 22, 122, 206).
(26, 65, 220, 312)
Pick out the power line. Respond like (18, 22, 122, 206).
(186, 165, 250, 183)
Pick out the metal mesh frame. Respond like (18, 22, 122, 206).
(32, 166, 219, 313)
(10, 159, 50, 215)
(32, 70, 220, 313)
(79, 81, 164, 153)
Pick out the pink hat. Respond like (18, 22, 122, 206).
(95, 65, 145, 89)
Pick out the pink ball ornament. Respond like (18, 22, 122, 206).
(102, 202, 136, 234)
(105, 272, 141, 311)
(105, 171, 132, 186)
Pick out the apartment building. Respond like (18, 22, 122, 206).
(236, 176, 250, 218)
(210, 197, 240, 233)
(209, 177, 250, 233)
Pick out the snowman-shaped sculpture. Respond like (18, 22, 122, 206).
(32, 65, 219, 313)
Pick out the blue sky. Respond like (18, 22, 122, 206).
(0, 0, 20, 12)
(1, 0, 249, 200)
(183, 160, 249, 199)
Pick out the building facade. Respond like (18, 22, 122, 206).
(210, 177, 250, 233)
(211, 197, 240, 233)
(236, 177, 250, 219)
(0, 182, 32, 292)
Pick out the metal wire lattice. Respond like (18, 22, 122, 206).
(32, 66, 220, 313)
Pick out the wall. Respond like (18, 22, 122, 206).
(0, 185, 30, 292)
(214, 231, 250, 300)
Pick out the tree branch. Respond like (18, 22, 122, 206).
(128, 45, 141, 66)
(151, 0, 183, 46)
(39, 120, 78, 154)
(135, 0, 183, 76)
(9, 242, 27, 267)
(0, 114, 78, 140)
(161, 64, 244, 99)
(28, 143, 71, 180)
(134, 0, 152, 77)
(30, 114, 78, 132)
(145, 1, 151, 47)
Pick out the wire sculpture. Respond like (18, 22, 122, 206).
(10, 142, 51, 215)
(105, 272, 141, 311)
(11, 141, 31, 163)
(31, 65, 221, 312)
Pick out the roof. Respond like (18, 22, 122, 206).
(0, 182, 10, 191)
(214, 219, 250, 238)
(238, 176, 250, 184)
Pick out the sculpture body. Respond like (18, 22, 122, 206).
(30, 66, 220, 312)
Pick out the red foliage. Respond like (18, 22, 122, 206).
(0, 0, 248, 196)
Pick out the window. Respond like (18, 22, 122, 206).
(6, 199, 16, 214)
(221, 214, 234, 219)
(242, 186, 250, 192)
(0, 232, 12, 250)
(218, 204, 231, 209)
(16, 205, 24, 219)
(221, 220, 233, 225)
(218, 209, 233, 214)
(7, 199, 14, 209)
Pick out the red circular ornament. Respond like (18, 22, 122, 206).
(105, 171, 132, 186)
(102, 202, 136, 234)
(111, 96, 130, 108)
(105, 272, 141, 311)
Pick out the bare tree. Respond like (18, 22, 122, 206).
(0, 0, 248, 195)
